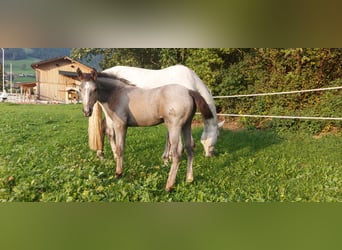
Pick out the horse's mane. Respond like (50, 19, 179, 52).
(96, 72, 135, 87)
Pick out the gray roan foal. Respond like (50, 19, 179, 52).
(77, 68, 213, 191)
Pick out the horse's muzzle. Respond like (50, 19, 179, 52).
(205, 151, 215, 157)
(83, 108, 93, 117)
(205, 146, 215, 157)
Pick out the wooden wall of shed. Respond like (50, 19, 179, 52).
(35, 61, 91, 102)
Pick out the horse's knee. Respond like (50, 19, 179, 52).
(162, 152, 170, 165)
(169, 144, 181, 163)
(177, 141, 183, 156)
(115, 147, 123, 158)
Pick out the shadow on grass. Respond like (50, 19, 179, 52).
(219, 129, 282, 156)
(192, 127, 283, 158)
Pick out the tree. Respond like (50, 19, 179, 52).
(5, 48, 26, 60)
(71, 49, 160, 69)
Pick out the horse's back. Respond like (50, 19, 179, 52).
(103, 65, 215, 108)
(102, 65, 195, 89)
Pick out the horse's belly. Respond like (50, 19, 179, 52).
(128, 115, 163, 127)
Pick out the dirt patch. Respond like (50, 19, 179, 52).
(192, 117, 245, 132)
(222, 118, 245, 131)
(313, 126, 341, 139)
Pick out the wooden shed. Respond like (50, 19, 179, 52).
(31, 56, 92, 103)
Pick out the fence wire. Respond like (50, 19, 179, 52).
(214, 85, 342, 121)
(214, 86, 342, 99)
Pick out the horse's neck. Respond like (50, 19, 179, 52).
(98, 76, 123, 88)
(97, 77, 132, 103)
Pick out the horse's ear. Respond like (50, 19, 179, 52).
(77, 68, 83, 80)
(91, 69, 97, 81)
(218, 120, 225, 128)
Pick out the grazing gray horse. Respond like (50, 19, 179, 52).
(77, 68, 213, 191)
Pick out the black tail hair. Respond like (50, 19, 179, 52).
(188, 90, 214, 120)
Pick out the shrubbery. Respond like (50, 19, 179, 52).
(71, 48, 342, 134)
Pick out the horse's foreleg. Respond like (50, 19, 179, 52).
(191, 135, 195, 149)
(114, 125, 127, 179)
(183, 124, 194, 183)
(165, 127, 182, 192)
(105, 125, 117, 160)
(177, 136, 183, 156)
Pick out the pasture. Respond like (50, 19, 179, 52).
(5, 58, 37, 74)
(0, 103, 341, 202)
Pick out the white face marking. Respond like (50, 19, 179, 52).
(83, 81, 90, 105)
(201, 128, 218, 157)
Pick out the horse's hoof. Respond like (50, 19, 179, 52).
(97, 151, 104, 160)
(165, 185, 174, 192)
(186, 177, 194, 183)
(115, 173, 122, 179)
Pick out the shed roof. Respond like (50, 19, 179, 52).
(31, 56, 91, 70)
(59, 70, 79, 80)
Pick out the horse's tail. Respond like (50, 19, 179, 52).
(191, 70, 217, 119)
(88, 101, 104, 151)
(188, 90, 214, 120)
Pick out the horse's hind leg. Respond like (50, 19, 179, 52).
(165, 127, 182, 192)
(162, 132, 183, 164)
(183, 123, 194, 183)
(162, 133, 171, 164)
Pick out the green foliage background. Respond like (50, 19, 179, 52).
(71, 48, 342, 134)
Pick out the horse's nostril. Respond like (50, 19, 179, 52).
(83, 108, 92, 117)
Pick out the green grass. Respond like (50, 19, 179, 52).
(0, 103, 341, 202)
(5, 57, 39, 75)
(4, 57, 38, 84)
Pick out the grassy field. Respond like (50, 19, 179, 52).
(4, 57, 38, 83)
(5, 57, 38, 74)
(0, 103, 341, 202)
